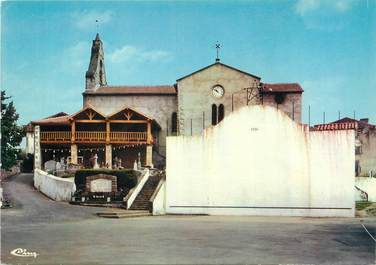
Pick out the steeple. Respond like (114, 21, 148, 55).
(85, 33, 107, 91)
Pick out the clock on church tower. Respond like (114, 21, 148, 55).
(212, 85, 225, 98)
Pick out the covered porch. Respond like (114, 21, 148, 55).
(32, 106, 160, 169)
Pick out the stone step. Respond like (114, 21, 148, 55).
(96, 210, 151, 218)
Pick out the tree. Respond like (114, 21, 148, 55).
(1, 91, 23, 170)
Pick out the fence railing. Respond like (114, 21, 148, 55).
(40, 131, 149, 144)
(110, 132, 147, 143)
(40, 131, 71, 143)
(75, 131, 106, 143)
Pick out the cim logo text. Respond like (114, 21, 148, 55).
(10, 248, 39, 258)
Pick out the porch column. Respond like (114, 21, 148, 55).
(106, 120, 110, 144)
(34, 125, 41, 169)
(146, 145, 153, 167)
(71, 120, 76, 142)
(70, 144, 78, 164)
(105, 144, 112, 168)
(147, 120, 152, 144)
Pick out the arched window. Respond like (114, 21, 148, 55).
(171, 112, 177, 133)
(212, 104, 218, 125)
(218, 104, 225, 123)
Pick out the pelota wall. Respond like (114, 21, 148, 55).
(166, 105, 355, 217)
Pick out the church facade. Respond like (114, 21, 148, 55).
(30, 34, 304, 169)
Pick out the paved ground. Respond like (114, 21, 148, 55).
(1, 174, 375, 265)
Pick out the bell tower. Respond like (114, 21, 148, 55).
(85, 33, 107, 91)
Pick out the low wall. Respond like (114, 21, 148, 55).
(166, 106, 355, 217)
(34, 169, 76, 201)
(356, 177, 376, 202)
(150, 180, 166, 215)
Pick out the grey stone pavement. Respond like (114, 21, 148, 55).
(1, 173, 375, 265)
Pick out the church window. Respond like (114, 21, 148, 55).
(171, 112, 177, 133)
(218, 104, 225, 123)
(212, 104, 218, 125)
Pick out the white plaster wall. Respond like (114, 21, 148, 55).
(25, 132, 35, 154)
(151, 180, 166, 215)
(34, 169, 76, 201)
(356, 177, 376, 202)
(166, 106, 355, 217)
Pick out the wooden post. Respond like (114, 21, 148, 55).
(106, 121, 110, 144)
(147, 120, 152, 144)
(71, 120, 76, 143)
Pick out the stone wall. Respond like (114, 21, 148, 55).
(34, 169, 76, 201)
(166, 105, 355, 217)
(177, 63, 260, 136)
(357, 129, 376, 176)
(262, 93, 302, 123)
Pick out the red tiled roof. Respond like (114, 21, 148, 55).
(84, 85, 177, 95)
(31, 115, 70, 126)
(330, 117, 375, 130)
(312, 122, 358, 131)
(262, 83, 303, 93)
(45, 112, 69, 119)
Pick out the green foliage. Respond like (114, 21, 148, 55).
(21, 153, 34, 173)
(60, 174, 75, 179)
(1, 91, 24, 170)
(356, 201, 372, 211)
(74, 169, 139, 191)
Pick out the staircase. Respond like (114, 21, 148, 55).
(130, 174, 161, 211)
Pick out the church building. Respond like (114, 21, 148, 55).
(29, 34, 304, 169)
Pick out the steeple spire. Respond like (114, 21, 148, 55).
(85, 33, 107, 91)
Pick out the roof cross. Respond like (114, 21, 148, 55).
(215, 42, 221, 62)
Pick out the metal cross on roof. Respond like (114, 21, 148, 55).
(215, 42, 221, 62)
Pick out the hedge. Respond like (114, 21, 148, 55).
(74, 169, 140, 191)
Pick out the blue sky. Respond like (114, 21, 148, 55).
(2, 0, 376, 126)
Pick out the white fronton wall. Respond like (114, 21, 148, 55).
(166, 106, 355, 217)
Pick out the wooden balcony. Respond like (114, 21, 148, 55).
(40, 131, 150, 145)
(40, 131, 71, 143)
(110, 132, 147, 143)
(76, 131, 106, 143)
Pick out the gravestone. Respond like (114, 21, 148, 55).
(44, 160, 56, 171)
(85, 174, 117, 193)
(90, 179, 112, 192)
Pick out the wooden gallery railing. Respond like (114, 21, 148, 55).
(40, 131, 149, 144)
(110, 132, 147, 143)
(40, 131, 71, 143)
(75, 131, 106, 143)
